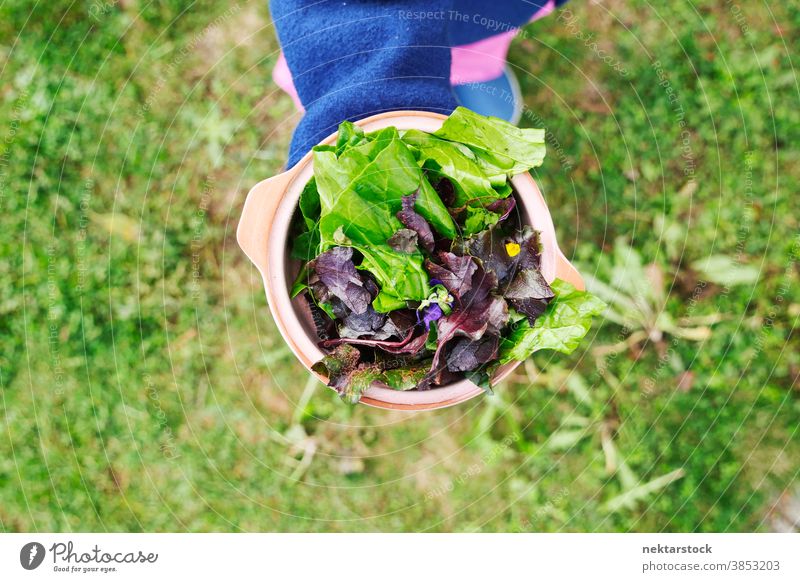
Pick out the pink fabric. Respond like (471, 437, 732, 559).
(271, 0, 557, 108)
(450, 0, 555, 85)
(450, 30, 519, 85)
(272, 52, 304, 112)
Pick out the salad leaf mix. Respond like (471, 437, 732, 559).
(290, 107, 604, 403)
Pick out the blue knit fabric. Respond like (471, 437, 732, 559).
(448, 0, 552, 46)
(272, 0, 458, 166)
(271, 1, 569, 166)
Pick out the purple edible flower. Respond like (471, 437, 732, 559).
(421, 303, 444, 330)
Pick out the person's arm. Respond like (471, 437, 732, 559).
(270, 0, 457, 166)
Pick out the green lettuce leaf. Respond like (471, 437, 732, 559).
(312, 345, 433, 402)
(313, 133, 460, 310)
(499, 279, 606, 363)
(434, 106, 546, 176)
(298, 178, 320, 229)
(314, 148, 423, 309)
(316, 133, 455, 239)
(320, 128, 456, 238)
(335, 121, 367, 154)
(357, 244, 429, 307)
(353, 135, 455, 238)
(463, 205, 501, 235)
(371, 290, 408, 313)
(379, 362, 431, 391)
(290, 178, 322, 260)
(402, 129, 499, 207)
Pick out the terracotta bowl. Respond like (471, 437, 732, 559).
(237, 111, 583, 410)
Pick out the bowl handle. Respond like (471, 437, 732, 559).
(237, 168, 296, 278)
(554, 248, 585, 291)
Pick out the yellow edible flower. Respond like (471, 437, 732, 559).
(505, 242, 521, 257)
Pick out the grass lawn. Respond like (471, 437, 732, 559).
(1, 0, 798, 532)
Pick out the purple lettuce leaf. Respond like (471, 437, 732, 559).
(504, 268, 555, 322)
(320, 326, 429, 355)
(486, 196, 516, 223)
(459, 225, 542, 287)
(431, 177, 456, 207)
(511, 226, 544, 271)
(338, 306, 401, 340)
(308, 246, 372, 315)
(397, 192, 435, 253)
(420, 261, 509, 387)
(424, 252, 478, 300)
(388, 309, 418, 334)
(446, 335, 499, 372)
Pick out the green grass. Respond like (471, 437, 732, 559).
(1, 0, 798, 532)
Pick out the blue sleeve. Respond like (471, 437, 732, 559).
(271, 0, 458, 167)
(448, 0, 553, 46)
